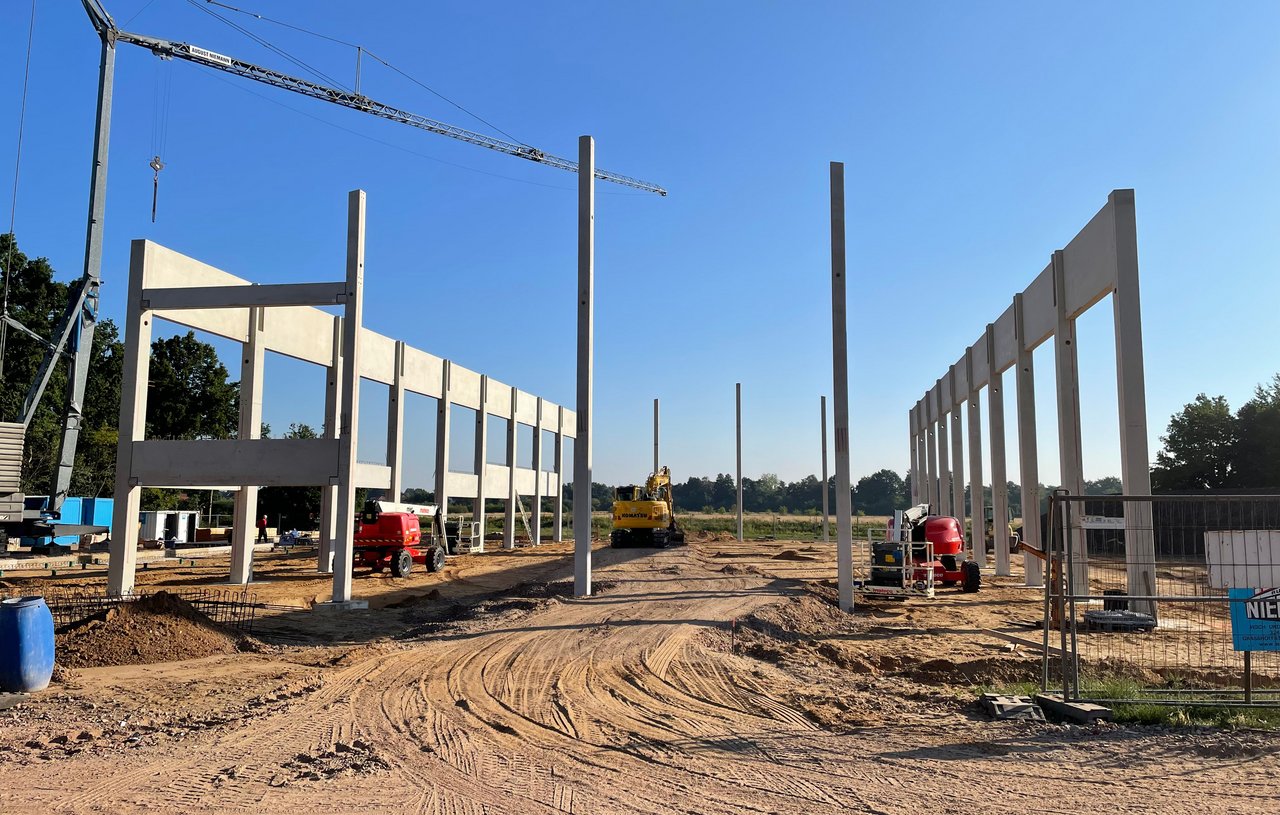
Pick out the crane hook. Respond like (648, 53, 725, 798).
(149, 155, 165, 223)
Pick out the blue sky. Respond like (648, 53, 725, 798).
(3, 1, 1278, 493)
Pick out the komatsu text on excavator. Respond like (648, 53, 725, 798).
(610, 466, 686, 548)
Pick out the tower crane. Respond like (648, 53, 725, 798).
(0, 0, 665, 543)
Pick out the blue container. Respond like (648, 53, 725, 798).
(0, 597, 56, 693)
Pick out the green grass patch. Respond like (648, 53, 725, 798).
(981, 676, 1280, 730)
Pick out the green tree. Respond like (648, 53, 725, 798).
(1151, 394, 1238, 491)
(1233, 375, 1280, 489)
(145, 332, 239, 440)
(853, 469, 906, 515)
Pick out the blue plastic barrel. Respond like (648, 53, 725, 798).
(0, 596, 56, 693)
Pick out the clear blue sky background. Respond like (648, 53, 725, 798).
(3, 1, 1278, 494)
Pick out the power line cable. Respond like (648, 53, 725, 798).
(201, 0, 528, 145)
(3, 0, 39, 379)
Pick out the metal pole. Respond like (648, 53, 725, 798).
(735, 382, 743, 542)
(821, 395, 829, 543)
(573, 135, 595, 598)
(830, 162, 854, 612)
(653, 397, 659, 473)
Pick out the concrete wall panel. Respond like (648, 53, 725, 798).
(485, 381, 513, 417)
(514, 395, 538, 426)
(484, 463, 509, 499)
(359, 330, 398, 385)
(131, 438, 340, 487)
(1021, 263, 1055, 351)
(445, 472, 478, 499)
(1064, 198, 1119, 319)
(992, 306, 1018, 373)
(402, 347, 444, 399)
(449, 368, 483, 409)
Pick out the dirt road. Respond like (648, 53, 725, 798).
(3, 541, 1278, 814)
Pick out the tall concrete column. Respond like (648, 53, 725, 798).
(821, 396, 829, 543)
(434, 361, 452, 535)
(986, 324, 1012, 576)
(474, 375, 489, 554)
(907, 410, 917, 506)
(829, 161, 854, 611)
(573, 135, 595, 597)
(653, 398, 659, 473)
(1052, 250, 1088, 593)
(230, 306, 265, 584)
(1014, 293, 1044, 587)
(386, 341, 405, 501)
(925, 406, 938, 509)
(553, 406, 565, 542)
(966, 349, 985, 563)
(330, 189, 366, 604)
(532, 398, 544, 546)
(317, 316, 343, 573)
(107, 241, 153, 596)
(504, 394, 518, 550)
(936, 385, 951, 517)
(950, 367, 965, 527)
(1111, 189, 1156, 614)
(735, 382, 743, 542)
(915, 410, 928, 507)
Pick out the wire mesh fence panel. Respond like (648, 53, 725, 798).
(1045, 492, 1280, 707)
(0, 585, 258, 633)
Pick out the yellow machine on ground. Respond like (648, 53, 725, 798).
(611, 466, 686, 548)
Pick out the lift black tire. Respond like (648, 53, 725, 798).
(427, 546, 446, 573)
(391, 549, 413, 578)
(961, 560, 981, 593)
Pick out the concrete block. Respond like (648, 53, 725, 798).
(980, 694, 1045, 721)
(312, 599, 369, 613)
(1035, 692, 1113, 723)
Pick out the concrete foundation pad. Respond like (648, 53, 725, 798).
(1035, 692, 1113, 723)
(311, 599, 369, 613)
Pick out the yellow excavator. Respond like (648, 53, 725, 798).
(610, 466, 686, 548)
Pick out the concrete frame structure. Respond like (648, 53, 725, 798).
(108, 190, 576, 601)
(908, 190, 1153, 599)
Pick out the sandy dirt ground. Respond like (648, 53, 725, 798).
(2, 538, 1278, 814)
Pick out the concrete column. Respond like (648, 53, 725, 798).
(317, 316, 343, 573)
(936, 384, 951, 517)
(821, 395, 829, 543)
(966, 349, 985, 563)
(1052, 250, 1088, 593)
(474, 375, 489, 554)
(907, 410, 917, 506)
(1111, 189, 1156, 614)
(434, 361, 452, 534)
(330, 189, 366, 604)
(735, 382, 743, 542)
(925, 403, 938, 509)
(987, 324, 1012, 576)
(653, 398, 659, 473)
(107, 240, 153, 596)
(230, 306, 265, 584)
(386, 341, 406, 501)
(573, 135, 595, 597)
(503, 393, 518, 550)
(829, 161, 854, 612)
(915, 408, 928, 507)
(554, 406, 565, 542)
(1014, 293, 1044, 587)
(532, 398, 543, 546)
(950, 367, 965, 525)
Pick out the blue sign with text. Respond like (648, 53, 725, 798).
(1229, 587, 1280, 652)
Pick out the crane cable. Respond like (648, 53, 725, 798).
(150, 59, 173, 222)
(198, 0, 530, 147)
(2, 0, 39, 380)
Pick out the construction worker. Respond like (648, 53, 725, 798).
(257, 514, 269, 543)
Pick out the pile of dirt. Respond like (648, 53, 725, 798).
(56, 591, 248, 669)
(772, 549, 817, 561)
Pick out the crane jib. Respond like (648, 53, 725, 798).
(120, 31, 666, 195)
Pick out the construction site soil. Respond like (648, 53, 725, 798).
(1, 538, 1277, 813)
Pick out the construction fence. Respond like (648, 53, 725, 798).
(1043, 492, 1280, 707)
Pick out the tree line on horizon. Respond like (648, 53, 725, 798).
(6, 232, 1279, 528)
